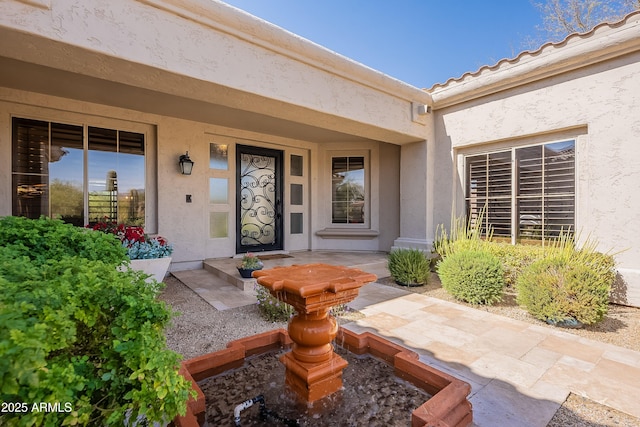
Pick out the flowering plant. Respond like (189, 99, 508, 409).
(238, 253, 263, 270)
(89, 219, 173, 260)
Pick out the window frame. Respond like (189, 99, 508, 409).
(207, 135, 234, 240)
(328, 150, 370, 228)
(11, 115, 151, 229)
(464, 139, 576, 245)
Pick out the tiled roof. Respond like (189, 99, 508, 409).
(428, 10, 640, 91)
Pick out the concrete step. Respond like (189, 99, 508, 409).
(203, 261, 255, 291)
(170, 269, 257, 310)
(202, 252, 390, 292)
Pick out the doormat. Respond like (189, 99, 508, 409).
(256, 254, 293, 260)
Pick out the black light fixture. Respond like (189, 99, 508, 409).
(179, 151, 194, 175)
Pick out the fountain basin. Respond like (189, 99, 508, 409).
(174, 328, 472, 427)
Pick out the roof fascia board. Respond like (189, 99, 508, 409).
(430, 12, 640, 109)
(136, 0, 432, 105)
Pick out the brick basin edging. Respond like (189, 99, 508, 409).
(337, 328, 473, 427)
(173, 328, 472, 427)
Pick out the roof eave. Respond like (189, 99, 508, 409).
(428, 11, 640, 109)
(142, 0, 432, 105)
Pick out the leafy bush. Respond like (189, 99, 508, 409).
(125, 238, 174, 260)
(0, 216, 127, 266)
(433, 214, 486, 260)
(437, 250, 505, 304)
(387, 248, 431, 285)
(516, 255, 615, 325)
(238, 253, 264, 270)
(0, 218, 194, 426)
(483, 242, 545, 287)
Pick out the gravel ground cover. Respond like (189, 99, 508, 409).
(159, 274, 640, 426)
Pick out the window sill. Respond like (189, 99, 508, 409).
(315, 228, 379, 239)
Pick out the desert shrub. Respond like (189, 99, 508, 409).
(254, 285, 348, 322)
(483, 242, 545, 287)
(437, 250, 505, 304)
(255, 284, 296, 322)
(516, 255, 615, 325)
(0, 219, 195, 426)
(0, 216, 127, 266)
(387, 248, 431, 285)
(433, 214, 486, 260)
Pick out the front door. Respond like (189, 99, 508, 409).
(236, 145, 284, 253)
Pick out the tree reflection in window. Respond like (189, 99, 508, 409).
(11, 117, 145, 227)
(331, 156, 365, 224)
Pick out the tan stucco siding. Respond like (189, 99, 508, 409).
(433, 52, 640, 306)
(0, 0, 431, 144)
(0, 87, 398, 267)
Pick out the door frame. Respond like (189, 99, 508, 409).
(235, 144, 284, 253)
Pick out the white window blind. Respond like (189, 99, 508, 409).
(466, 150, 512, 239)
(516, 141, 575, 242)
(465, 140, 575, 244)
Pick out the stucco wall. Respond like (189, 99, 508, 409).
(0, 0, 421, 266)
(378, 143, 401, 250)
(0, 0, 431, 144)
(0, 88, 397, 268)
(432, 52, 640, 306)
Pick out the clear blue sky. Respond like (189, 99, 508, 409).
(221, 1, 542, 89)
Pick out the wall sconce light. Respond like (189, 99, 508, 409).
(179, 151, 194, 175)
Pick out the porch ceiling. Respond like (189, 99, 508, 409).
(0, 25, 425, 145)
(1, 56, 381, 144)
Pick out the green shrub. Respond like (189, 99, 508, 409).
(483, 242, 545, 287)
(433, 214, 486, 260)
(387, 248, 431, 286)
(254, 285, 348, 322)
(516, 255, 614, 325)
(0, 219, 195, 426)
(437, 250, 505, 304)
(0, 216, 127, 266)
(255, 285, 296, 322)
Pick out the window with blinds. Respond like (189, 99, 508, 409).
(466, 151, 512, 239)
(12, 117, 145, 227)
(465, 140, 575, 244)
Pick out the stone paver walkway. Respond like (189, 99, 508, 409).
(347, 283, 640, 426)
(170, 252, 640, 426)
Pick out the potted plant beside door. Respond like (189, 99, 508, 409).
(89, 219, 174, 284)
(237, 253, 264, 278)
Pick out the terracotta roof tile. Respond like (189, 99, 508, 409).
(428, 10, 640, 91)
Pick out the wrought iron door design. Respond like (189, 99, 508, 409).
(236, 145, 283, 253)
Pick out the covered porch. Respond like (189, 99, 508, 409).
(0, 0, 435, 268)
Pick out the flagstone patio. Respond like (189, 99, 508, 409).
(170, 251, 640, 426)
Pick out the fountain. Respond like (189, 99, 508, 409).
(253, 263, 376, 403)
(174, 263, 473, 427)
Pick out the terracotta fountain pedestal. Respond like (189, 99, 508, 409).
(253, 263, 376, 403)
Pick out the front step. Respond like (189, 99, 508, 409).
(203, 255, 390, 292)
(203, 261, 255, 291)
